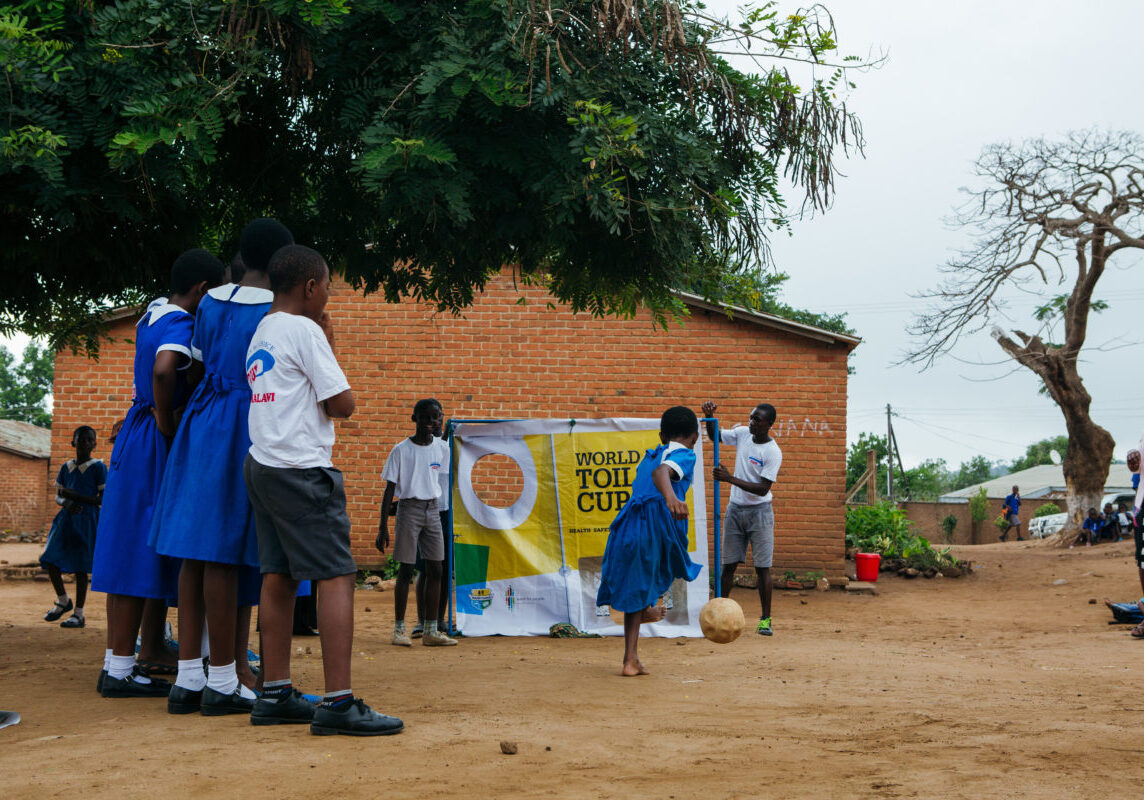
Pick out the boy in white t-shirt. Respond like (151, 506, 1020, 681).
(701, 400, 783, 636)
(376, 399, 457, 647)
(243, 244, 402, 736)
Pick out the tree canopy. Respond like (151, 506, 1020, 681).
(1, 0, 869, 350)
(1009, 435, 1068, 473)
(0, 343, 54, 428)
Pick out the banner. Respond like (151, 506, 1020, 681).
(450, 418, 709, 637)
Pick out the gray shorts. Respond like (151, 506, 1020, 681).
(722, 502, 775, 568)
(394, 498, 443, 565)
(243, 455, 356, 581)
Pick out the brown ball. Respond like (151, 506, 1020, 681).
(699, 598, 745, 644)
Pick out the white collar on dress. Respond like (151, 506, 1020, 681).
(66, 458, 102, 473)
(663, 441, 687, 455)
(207, 283, 273, 305)
(143, 302, 190, 326)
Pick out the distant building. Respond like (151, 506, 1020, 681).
(939, 463, 1135, 503)
(0, 419, 52, 534)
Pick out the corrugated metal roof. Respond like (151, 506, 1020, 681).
(939, 463, 1135, 502)
(0, 419, 51, 459)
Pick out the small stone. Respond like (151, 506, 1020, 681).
(816, 577, 830, 592)
(379, 579, 396, 591)
(296, 647, 304, 654)
(364, 575, 382, 586)
(903, 568, 920, 578)
(1053, 579, 1068, 586)
(364, 607, 372, 612)
(304, 646, 312, 654)
(1088, 598, 1097, 604)
(800, 599, 808, 605)
(545, 746, 552, 752)
(500, 741, 518, 755)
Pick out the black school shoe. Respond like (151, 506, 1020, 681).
(168, 685, 204, 715)
(310, 698, 403, 737)
(44, 598, 73, 622)
(101, 668, 171, 698)
(97, 669, 107, 694)
(200, 686, 255, 716)
(250, 690, 316, 726)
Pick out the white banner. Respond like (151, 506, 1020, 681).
(449, 418, 709, 637)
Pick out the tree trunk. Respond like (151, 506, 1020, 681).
(1059, 402, 1115, 537)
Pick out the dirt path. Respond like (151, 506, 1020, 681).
(2, 540, 1143, 799)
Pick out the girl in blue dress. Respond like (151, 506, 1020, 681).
(93, 250, 226, 698)
(597, 406, 703, 676)
(151, 218, 293, 714)
(41, 426, 105, 629)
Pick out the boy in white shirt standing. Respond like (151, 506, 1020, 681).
(376, 399, 457, 647)
(701, 400, 783, 637)
(243, 244, 402, 735)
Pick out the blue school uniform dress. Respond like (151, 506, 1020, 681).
(91, 300, 191, 598)
(596, 442, 703, 613)
(150, 285, 271, 586)
(41, 458, 106, 574)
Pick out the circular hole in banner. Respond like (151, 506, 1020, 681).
(469, 453, 525, 509)
(456, 435, 538, 531)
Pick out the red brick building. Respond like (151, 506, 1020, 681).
(50, 271, 858, 578)
(0, 419, 52, 534)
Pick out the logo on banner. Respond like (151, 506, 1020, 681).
(469, 588, 492, 610)
(504, 585, 515, 611)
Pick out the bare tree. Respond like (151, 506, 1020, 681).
(908, 130, 1144, 537)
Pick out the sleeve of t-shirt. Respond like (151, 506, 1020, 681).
(190, 302, 208, 362)
(93, 461, 108, 491)
(157, 313, 194, 369)
(759, 444, 782, 482)
(663, 448, 696, 482)
(299, 322, 351, 403)
(55, 464, 67, 488)
(381, 441, 403, 486)
(720, 426, 746, 446)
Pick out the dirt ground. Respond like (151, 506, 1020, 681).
(3, 539, 1144, 799)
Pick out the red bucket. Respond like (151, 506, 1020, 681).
(854, 552, 881, 583)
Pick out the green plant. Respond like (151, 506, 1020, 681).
(969, 487, 989, 523)
(1033, 502, 1062, 517)
(801, 570, 824, 583)
(381, 554, 400, 580)
(940, 513, 958, 543)
(847, 500, 959, 571)
(994, 514, 1010, 534)
(782, 570, 798, 582)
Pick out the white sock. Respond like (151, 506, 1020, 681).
(206, 661, 238, 695)
(238, 683, 256, 700)
(103, 648, 112, 671)
(425, 620, 438, 635)
(108, 654, 136, 681)
(73, 607, 85, 620)
(176, 658, 207, 691)
(57, 593, 69, 605)
(201, 623, 210, 659)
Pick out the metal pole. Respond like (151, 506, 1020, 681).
(445, 419, 456, 636)
(704, 417, 722, 598)
(886, 404, 893, 501)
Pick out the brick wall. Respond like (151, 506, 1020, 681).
(50, 271, 855, 579)
(899, 501, 975, 546)
(0, 450, 51, 534)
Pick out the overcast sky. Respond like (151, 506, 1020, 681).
(6, 2, 1143, 470)
(707, 0, 1144, 469)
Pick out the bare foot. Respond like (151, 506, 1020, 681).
(621, 660, 650, 677)
(639, 606, 666, 624)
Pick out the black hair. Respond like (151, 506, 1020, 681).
(72, 425, 95, 446)
(170, 248, 226, 295)
(660, 406, 698, 439)
(413, 398, 442, 417)
(239, 218, 294, 273)
(229, 251, 246, 283)
(267, 245, 328, 293)
(755, 403, 777, 425)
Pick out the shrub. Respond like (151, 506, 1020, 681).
(846, 501, 958, 569)
(968, 486, 989, 523)
(1033, 503, 1062, 517)
(940, 514, 958, 543)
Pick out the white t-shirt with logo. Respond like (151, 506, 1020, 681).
(435, 435, 451, 511)
(382, 437, 450, 501)
(720, 426, 782, 506)
(246, 312, 351, 469)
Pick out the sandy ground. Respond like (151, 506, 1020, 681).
(2, 539, 1144, 799)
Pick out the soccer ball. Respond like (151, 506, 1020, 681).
(699, 597, 745, 644)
